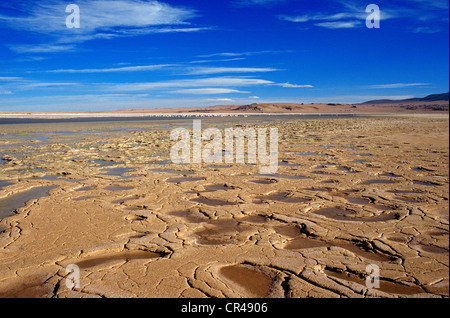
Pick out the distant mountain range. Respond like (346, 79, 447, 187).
(101, 92, 449, 114)
(361, 92, 449, 104)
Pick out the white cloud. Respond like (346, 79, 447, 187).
(0, 90, 13, 95)
(205, 98, 234, 102)
(2, 0, 197, 34)
(172, 88, 249, 94)
(275, 82, 313, 88)
(0, 77, 22, 81)
(234, 0, 287, 7)
(1, 0, 202, 53)
(249, 96, 260, 99)
(47, 64, 173, 73)
(197, 50, 293, 58)
(8, 44, 76, 54)
(368, 83, 430, 89)
(186, 67, 279, 75)
(109, 77, 274, 91)
(315, 20, 362, 29)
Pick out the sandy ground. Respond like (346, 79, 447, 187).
(0, 114, 448, 298)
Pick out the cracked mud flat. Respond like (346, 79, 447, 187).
(0, 115, 448, 298)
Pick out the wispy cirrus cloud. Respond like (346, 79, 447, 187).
(186, 67, 279, 75)
(46, 64, 174, 73)
(368, 83, 430, 89)
(233, 0, 288, 7)
(274, 82, 313, 88)
(279, 0, 448, 30)
(172, 88, 249, 94)
(0, 0, 204, 54)
(108, 77, 274, 92)
(197, 50, 293, 58)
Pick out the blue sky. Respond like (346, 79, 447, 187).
(0, 0, 448, 112)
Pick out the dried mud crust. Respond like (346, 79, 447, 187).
(0, 116, 448, 298)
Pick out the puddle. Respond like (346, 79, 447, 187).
(273, 224, 303, 238)
(73, 196, 95, 201)
(336, 166, 359, 174)
(76, 186, 96, 192)
(203, 184, 235, 192)
(249, 179, 277, 185)
(75, 250, 164, 269)
(279, 160, 302, 167)
(282, 233, 392, 262)
(0, 180, 13, 190)
(255, 192, 310, 204)
(361, 180, 397, 185)
(324, 269, 425, 295)
(194, 219, 253, 245)
(219, 264, 273, 298)
(419, 245, 449, 255)
(101, 167, 134, 178)
(0, 186, 57, 219)
(284, 237, 327, 249)
(413, 181, 441, 186)
(170, 210, 207, 223)
(346, 197, 371, 205)
(191, 197, 235, 206)
(380, 173, 401, 178)
(313, 207, 399, 223)
(104, 186, 133, 191)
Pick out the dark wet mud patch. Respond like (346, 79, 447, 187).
(194, 219, 254, 245)
(191, 196, 235, 206)
(104, 186, 133, 191)
(75, 250, 166, 269)
(219, 264, 273, 298)
(101, 167, 134, 178)
(361, 179, 397, 185)
(313, 207, 400, 223)
(413, 180, 442, 186)
(0, 275, 55, 298)
(249, 179, 278, 185)
(73, 196, 98, 201)
(418, 244, 449, 255)
(284, 237, 328, 250)
(0, 186, 57, 219)
(255, 192, 310, 204)
(282, 233, 393, 262)
(324, 268, 425, 295)
(0, 180, 13, 190)
(203, 184, 236, 192)
(75, 186, 96, 192)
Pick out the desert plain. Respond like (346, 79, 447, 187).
(0, 113, 448, 298)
